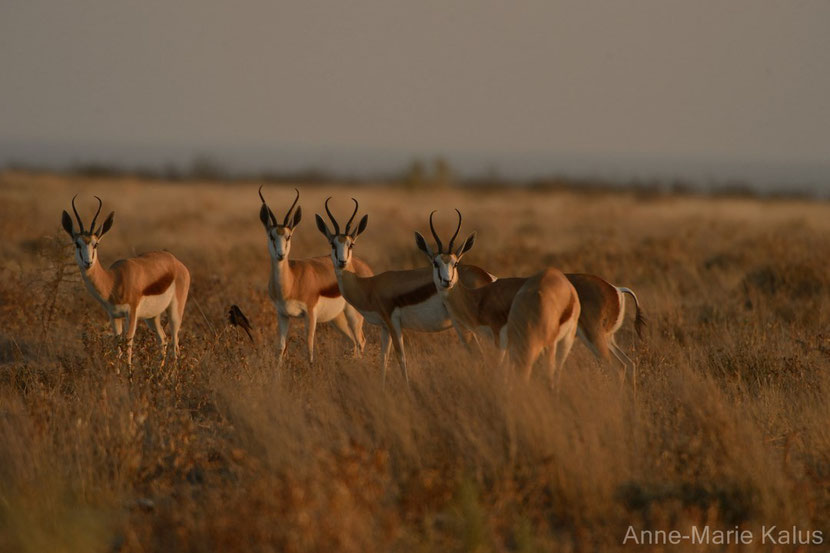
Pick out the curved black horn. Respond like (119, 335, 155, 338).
(258, 184, 278, 225)
(429, 210, 444, 254)
(448, 208, 462, 252)
(324, 197, 340, 235)
(71, 194, 85, 232)
(89, 196, 103, 233)
(283, 188, 300, 226)
(344, 198, 359, 234)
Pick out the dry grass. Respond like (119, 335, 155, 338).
(1, 171, 828, 552)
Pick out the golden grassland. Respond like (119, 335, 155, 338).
(0, 171, 828, 552)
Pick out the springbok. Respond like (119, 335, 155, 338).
(258, 186, 372, 365)
(418, 209, 644, 384)
(414, 210, 526, 354)
(566, 274, 645, 386)
(61, 195, 190, 366)
(314, 198, 494, 385)
(506, 267, 581, 386)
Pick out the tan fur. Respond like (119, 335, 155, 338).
(267, 254, 373, 365)
(506, 267, 580, 386)
(337, 264, 493, 384)
(339, 265, 492, 319)
(82, 250, 190, 366)
(260, 188, 374, 365)
(566, 273, 644, 387)
(269, 256, 373, 308)
(442, 277, 527, 346)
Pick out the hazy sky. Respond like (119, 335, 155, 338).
(2, 1, 829, 187)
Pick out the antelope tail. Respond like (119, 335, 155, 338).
(617, 287, 646, 339)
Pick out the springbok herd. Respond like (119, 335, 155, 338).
(61, 187, 645, 388)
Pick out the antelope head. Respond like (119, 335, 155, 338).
(315, 197, 368, 270)
(259, 186, 302, 262)
(415, 209, 476, 291)
(61, 195, 115, 271)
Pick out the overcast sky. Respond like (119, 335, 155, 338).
(1, 1, 829, 189)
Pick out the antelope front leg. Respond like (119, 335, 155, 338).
(390, 315, 408, 386)
(305, 309, 318, 365)
(146, 316, 168, 366)
(379, 326, 392, 388)
(110, 317, 123, 357)
(452, 321, 473, 353)
(276, 312, 290, 367)
(124, 309, 139, 371)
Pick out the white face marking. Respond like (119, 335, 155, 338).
(267, 226, 293, 262)
(432, 253, 459, 290)
(73, 234, 99, 270)
(330, 235, 354, 270)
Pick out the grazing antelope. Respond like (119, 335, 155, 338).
(417, 210, 646, 386)
(258, 186, 372, 365)
(61, 195, 190, 366)
(566, 274, 645, 386)
(506, 267, 580, 387)
(314, 198, 494, 385)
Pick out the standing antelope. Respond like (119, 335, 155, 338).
(314, 198, 494, 385)
(506, 267, 580, 386)
(414, 210, 526, 354)
(417, 210, 645, 385)
(258, 186, 372, 365)
(61, 195, 190, 366)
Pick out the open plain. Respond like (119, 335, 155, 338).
(1, 172, 828, 552)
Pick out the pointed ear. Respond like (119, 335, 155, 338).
(456, 232, 476, 257)
(315, 214, 331, 239)
(61, 211, 74, 237)
(291, 206, 302, 228)
(353, 214, 368, 238)
(414, 231, 434, 258)
(97, 212, 115, 238)
(259, 204, 272, 229)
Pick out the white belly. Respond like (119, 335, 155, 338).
(396, 295, 452, 332)
(314, 296, 346, 322)
(136, 284, 176, 319)
(355, 296, 451, 332)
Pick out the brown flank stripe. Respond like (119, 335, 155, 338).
(558, 294, 575, 326)
(392, 282, 437, 308)
(320, 283, 342, 298)
(143, 272, 175, 296)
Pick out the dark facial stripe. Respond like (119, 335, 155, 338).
(392, 282, 437, 308)
(143, 272, 175, 296)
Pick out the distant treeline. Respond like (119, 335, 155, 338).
(3, 155, 823, 200)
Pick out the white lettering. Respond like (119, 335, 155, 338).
(623, 525, 638, 544)
(668, 530, 681, 545)
(691, 525, 709, 543)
